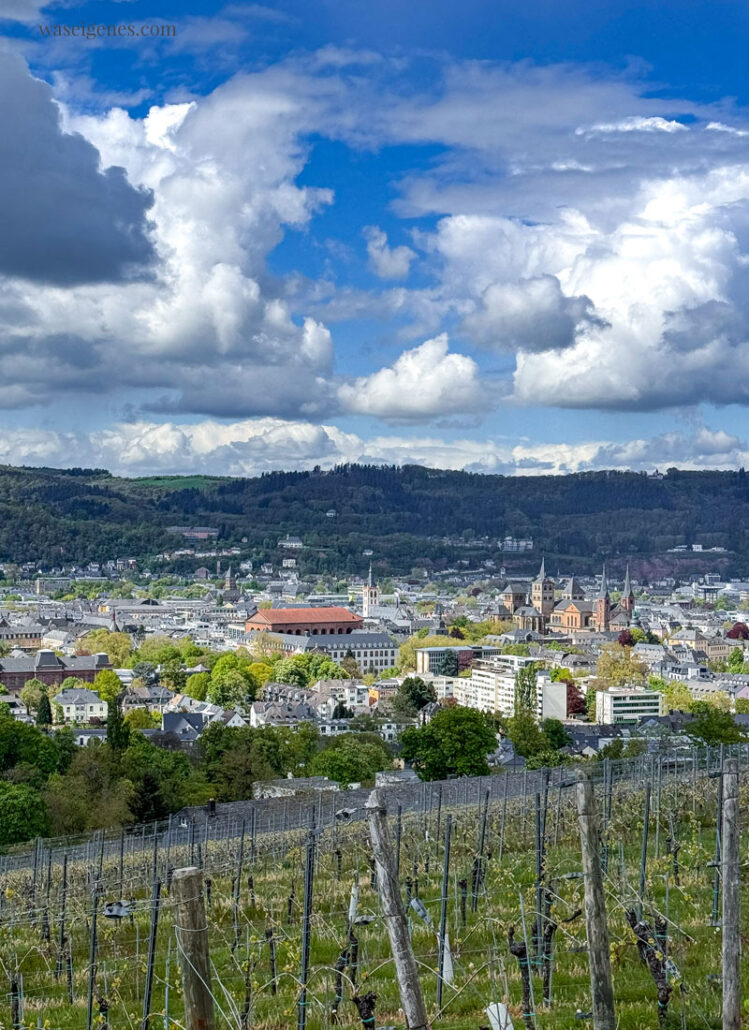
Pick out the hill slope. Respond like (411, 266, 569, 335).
(1, 463, 748, 576)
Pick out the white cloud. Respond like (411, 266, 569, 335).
(0, 64, 339, 417)
(338, 334, 489, 421)
(577, 116, 688, 136)
(462, 274, 606, 352)
(6, 48, 749, 441)
(706, 122, 749, 138)
(364, 226, 416, 279)
(0, 418, 743, 478)
(0, 0, 47, 21)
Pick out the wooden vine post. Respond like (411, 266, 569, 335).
(721, 757, 741, 1030)
(366, 789, 431, 1030)
(576, 771, 616, 1030)
(171, 867, 216, 1030)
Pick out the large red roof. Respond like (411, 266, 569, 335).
(248, 607, 362, 625)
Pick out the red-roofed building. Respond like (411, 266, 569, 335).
(245, 607, 363, 636)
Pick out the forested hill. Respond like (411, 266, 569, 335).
(1, 463, 749, 576)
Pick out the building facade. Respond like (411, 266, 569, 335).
(0, 650, 111, 694)
(595, 687, 665, 724)
(246, 607, 363, 635)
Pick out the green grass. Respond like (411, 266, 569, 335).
(0, 776, 745, 1029)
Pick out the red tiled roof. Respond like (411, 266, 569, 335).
(248, 607, 362, 625)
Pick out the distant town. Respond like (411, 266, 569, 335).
(2, 525, 748, 849)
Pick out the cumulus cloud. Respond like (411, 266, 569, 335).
(338, 335, 489, 421)
(6, 47, 749, 452)
(462, 274, 607, 352)
(364, 226, 416, 279)
(0, 54, 154, 284)
(0, 68, 341, 416)
(0, 418, 743, 478)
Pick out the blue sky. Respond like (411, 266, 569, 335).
(2, 0, 749, 476)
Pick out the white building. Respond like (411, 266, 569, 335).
(415, 644, 502, 675)
(55, 688, 108, 724)
(456, 656, 565, 719)
(595, 687, 665, 724)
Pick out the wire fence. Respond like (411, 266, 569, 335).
(0, 743, 746, 1030)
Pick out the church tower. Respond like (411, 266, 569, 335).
(362, 564, 380, 618)
(595, 564, 611, 632)
(530, 556, 555, 621)
(222, 566, 240, 603)
(620, 564, 635, 615)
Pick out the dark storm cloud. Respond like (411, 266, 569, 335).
(0, 54, 154, 285)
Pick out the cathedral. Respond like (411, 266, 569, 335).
(512, 560, 635, 635)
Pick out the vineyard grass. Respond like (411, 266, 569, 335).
(0, 775, 747, 1030)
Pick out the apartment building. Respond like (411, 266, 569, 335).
(595, 687, 665, 724)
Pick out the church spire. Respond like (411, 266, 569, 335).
(598, 563, 609, 599)
(623, 563, 632, 597)
(536, 555, 546, 581)
(368, 563, 373, 587)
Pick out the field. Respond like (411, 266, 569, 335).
(0, 749, 746, 1030)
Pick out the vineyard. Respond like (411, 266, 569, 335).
(0, 747, 746, 1030)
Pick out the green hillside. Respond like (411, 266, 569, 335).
(1, 463, 748, 576)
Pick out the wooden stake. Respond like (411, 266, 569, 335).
(141, 879, 162, 1030)
(721, 757, 741, 1030)
(576, 772, 616, 1030)
(437, 815, 452, 1008)
(366, 789, 431, 1030)
(171, 867, 216, 1030)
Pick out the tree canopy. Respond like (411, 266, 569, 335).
(401, 707, 496, 780)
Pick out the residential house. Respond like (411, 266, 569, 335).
(55, 687, 108, 724)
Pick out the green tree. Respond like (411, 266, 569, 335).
(340, 649, 361, 678)
(734, 698, 749, 714)
(728, 647, 745, 673)
(132, 661, 158, 685)
(207, 667, 256, 708)
(686, 702, 747, 747)
(106, 694, 130, 751)
(595, 645, 647, 687)
(20, 677, 46, 715)
(309, 734, 391, 787)
(184, 671, 210, 701)
(0, 711, 62, 779)
(43, 747, 135, 835)
(514, 664, 537, 712)
(248, 662, 273, 687)
(36, 691, 53, 727)
(159, 657, 187, 692)
(120, 736, 206, 821)
(526, 750, 568, 770)
(541, 718, 572, 750)
(133, 635, 182, 664)
(392, 676, 436, 718)
(0, 783, 48, 846)
(655, 679, 693, 713)
(502, 708, 547, 758)
(401, 707, 496, 780)
(78, 629, 132, 667)
(94, 669, 124, 706)
(124, 708, 160, 730)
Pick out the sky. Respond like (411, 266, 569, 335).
(3, 0, 749, 477)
